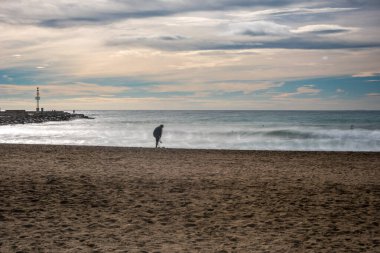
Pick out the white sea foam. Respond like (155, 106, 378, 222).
(0, 110, 379, 151)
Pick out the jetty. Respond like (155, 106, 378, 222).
(0, 110, 93, 126)
(0, 87, 93, 126)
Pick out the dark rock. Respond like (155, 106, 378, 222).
(0, 111, 94, 126)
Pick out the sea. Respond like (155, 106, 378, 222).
(0, 110, 380, 151)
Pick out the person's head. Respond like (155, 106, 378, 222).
(160, 124, 164, 128)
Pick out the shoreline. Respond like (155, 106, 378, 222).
(0, 143, 379, 153)
(1, 143, 379, 252)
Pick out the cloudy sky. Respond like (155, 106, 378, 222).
(1, 0, 379, 110)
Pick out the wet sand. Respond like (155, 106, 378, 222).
(0, 144, 379, 252)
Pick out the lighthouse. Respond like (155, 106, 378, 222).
(35, 87, 40, 112)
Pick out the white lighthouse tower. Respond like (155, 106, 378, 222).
(35, 87, 40, 112)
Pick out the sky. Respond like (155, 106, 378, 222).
(0, 0, 379, 110)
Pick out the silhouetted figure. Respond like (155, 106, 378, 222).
(153, 124, 164, 148)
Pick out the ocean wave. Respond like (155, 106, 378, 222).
(166, 128, 379, 140)
(1, 111, 379, 151)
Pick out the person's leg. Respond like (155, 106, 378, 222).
(155, 138, 159, 148)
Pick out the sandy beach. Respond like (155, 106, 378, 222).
(0, 144, 379, 252)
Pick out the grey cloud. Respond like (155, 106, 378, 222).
(37, 10, 175, 28)
(307, 28, 352, 34)
(158, 35, 187, 41)
(201, 38, 380, 50)
(232, 7, 358, 19)
(0, 0, 358, 27)
(2, 0, 380, 53)
(241, 30, 272, 36)
(230, 21, 291, 37)
(331, 0, 380, 8)
(108, 36, 380, 51)
(0, 0, 294, 27)
(39, 18, 104, 28)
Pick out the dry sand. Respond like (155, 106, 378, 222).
(0, 144, 379, 252)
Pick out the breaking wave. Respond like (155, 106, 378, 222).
(0, 110, 379, 151)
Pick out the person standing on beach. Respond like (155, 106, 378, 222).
(153, 124, 164, 148)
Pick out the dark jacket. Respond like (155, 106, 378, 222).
(153, 126, 163, 139)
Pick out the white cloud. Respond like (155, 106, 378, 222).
(297, 85, 320, 94)
(226, 7, 358, 21)
(229, 21, 290, 36)
(274, 85, 320, 99)
(292, 24, 357, 34)
(0, 1, 379, 110)
(367, 93, 380, 96)
(2, 75, 13, 81)
(352, 71, 380, 77)
(149, 81, 282, 95)
(0, 83, 129, 97)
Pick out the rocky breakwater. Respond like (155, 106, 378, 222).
(0, 110, 94, 126)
